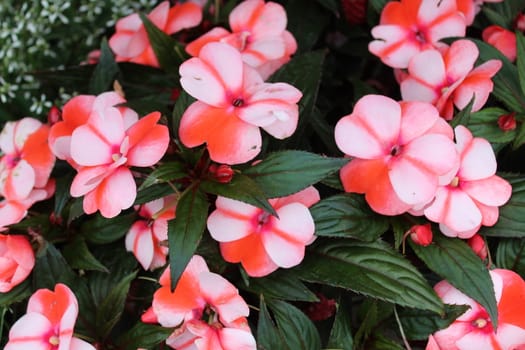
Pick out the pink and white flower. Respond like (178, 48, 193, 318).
(369, 0, 466, 69)
(186, 0, 297, 80)
(482, 25, 517, 62)
(207, 186, 320, 277)
(334, 95, 458, 215)
(5, 283, 95, 350)
(423, 125, 512, 238)
(125, 196, 176, 271)
(179, 42, 302, 165)
(0, 234, 34, 293)
(429, 269, 525, 350)
(400, 39, 502, 120)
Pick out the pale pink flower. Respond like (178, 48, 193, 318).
(5, 283, 95, 350)
(369, 0, 466, 69)
(0, 117, 55, 201)
(423, 126, 512, 238)
(125, 196, 176, 271)
(400, 39, 502, 120)
(109, 1, 202, 67)
(482, 25, 517, 62)
(186, 0, 297, 80)
(68, 101, 169, 218)
(207, 186, 320, 277)
(49, 92, 139, 168)
(429, 269, 525, 350)
(456, 0, 503, 26)
(334, 95, 458, 216)
(0, 234, 34, 292)
(179, 42, 302, 165)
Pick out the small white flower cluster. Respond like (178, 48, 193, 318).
(0, 0, 157, 116)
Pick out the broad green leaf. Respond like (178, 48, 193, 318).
(200, 174, 275, 216)
(0, 280, 31, 307)
(482, 0, 525, 28)
(354, 299, 393, 348)
(327, 296, 354, 350)
(62, 238, 109, 272)
(517, 31, 525, 97)
(294, 240, 443, 313)
(244, 270, 318, 302)
(468, 108, 517, 146)
(268, 299, 322, 350)
(138, 161, 187, 190)
(244, 150, 348, 198)
(285, 1, 330, 52)
(96, 271, 137, 339)
(366, 334, 405, 350)
(54, 172, 74, 217)
(369, 0, 390, 13)
(409, 234, 497, 327)
(398, 304, 470, 341)
(117, 322, 174, 350)
(89, 38, 119, 94)
(32, 243, 77, 289)
(480, 174, 525, 237)
(496, 238, 525, 277)
(470, 38, 525, 113)
(450, 97, 474, 128)
(134, 183, 176, 205)
(139, 13, 186, 74)
(81, 212, 136, 245)
(168, 187, 209, 289)
(257, 298, 287, 350)
(310, 193, 389, 241)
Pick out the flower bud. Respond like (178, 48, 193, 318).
(47, 106, 61, 125)
(209, 164, 234, 183)
(515, 13, 525, 32)
(340, 0, 368, 25)
(408, 224, 433, 246)
(468, 234, 488, 260)
(498, 112, 517, 131)
(304, 293, 336, 321)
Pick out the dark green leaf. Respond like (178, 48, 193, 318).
(0, 280, 31, 307)
(257, 298, 287, 350)
(496, 238, 525, 277)
(244, 270, 318, 302)
(81, 212, 136, 245)
(310, 193, 389, 241)
(168, 187, 209, 289)
(96, 271, 137, 339)
(200, 174, 275, 216)
(480, 174, 525, 237)
(268, 299, 322, 350)
(398, 304, 470, 341)
(517, 31, 525, 97)
(244, 150, 348, 198)
(285, 1, 330, 52)
(32, 243, 77, 289)
(369, 0, 390, 13)
(139, 13, 186, 74)
(450, 97, 474, 128)
(117, 322, 174, 350)
(470, 38, 525, 112)
(409, 234, 497, 327)
(134, 183, 176, 205)
(468, 108, 516, 146)
(294, 240, 443, 313)
(62, 238, 109, 272)
(366, 334, 405, 350)
(354, 299, 393, 348)
(54, 172, 74, 217)
(327, 296, 354, 350)
(139, 161, 188, 190)
(89, 38, 119, 94)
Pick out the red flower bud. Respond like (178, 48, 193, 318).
(468, 234, 488, 260)
(498, 112, 517, 132)
(305, 293, 337, 321)
(340, 0, 368, 25)
(408, 224, 432, 246)
(515, 13, 525, 32)
(47, 106, 62, 125)
(209, 164, 234, 183)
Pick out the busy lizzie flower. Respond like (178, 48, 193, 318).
(186, 0, 296, 80)
(0, 234, 34, 293)
(68, 99, 169, 218)
(423, 125, 512, 238)
(207, 186, 320, 277)
(369, 0, 466, 68)
(428, 269, 525, 349)
(179, 42, 302, 165)
(109, 1, 202, 67)
(335, 95, 458, 215)
(482, 25, 517, 62)
(125, 196, 176, 271)
(400, 39, 502, 120)
(5, 283, 95, 350)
